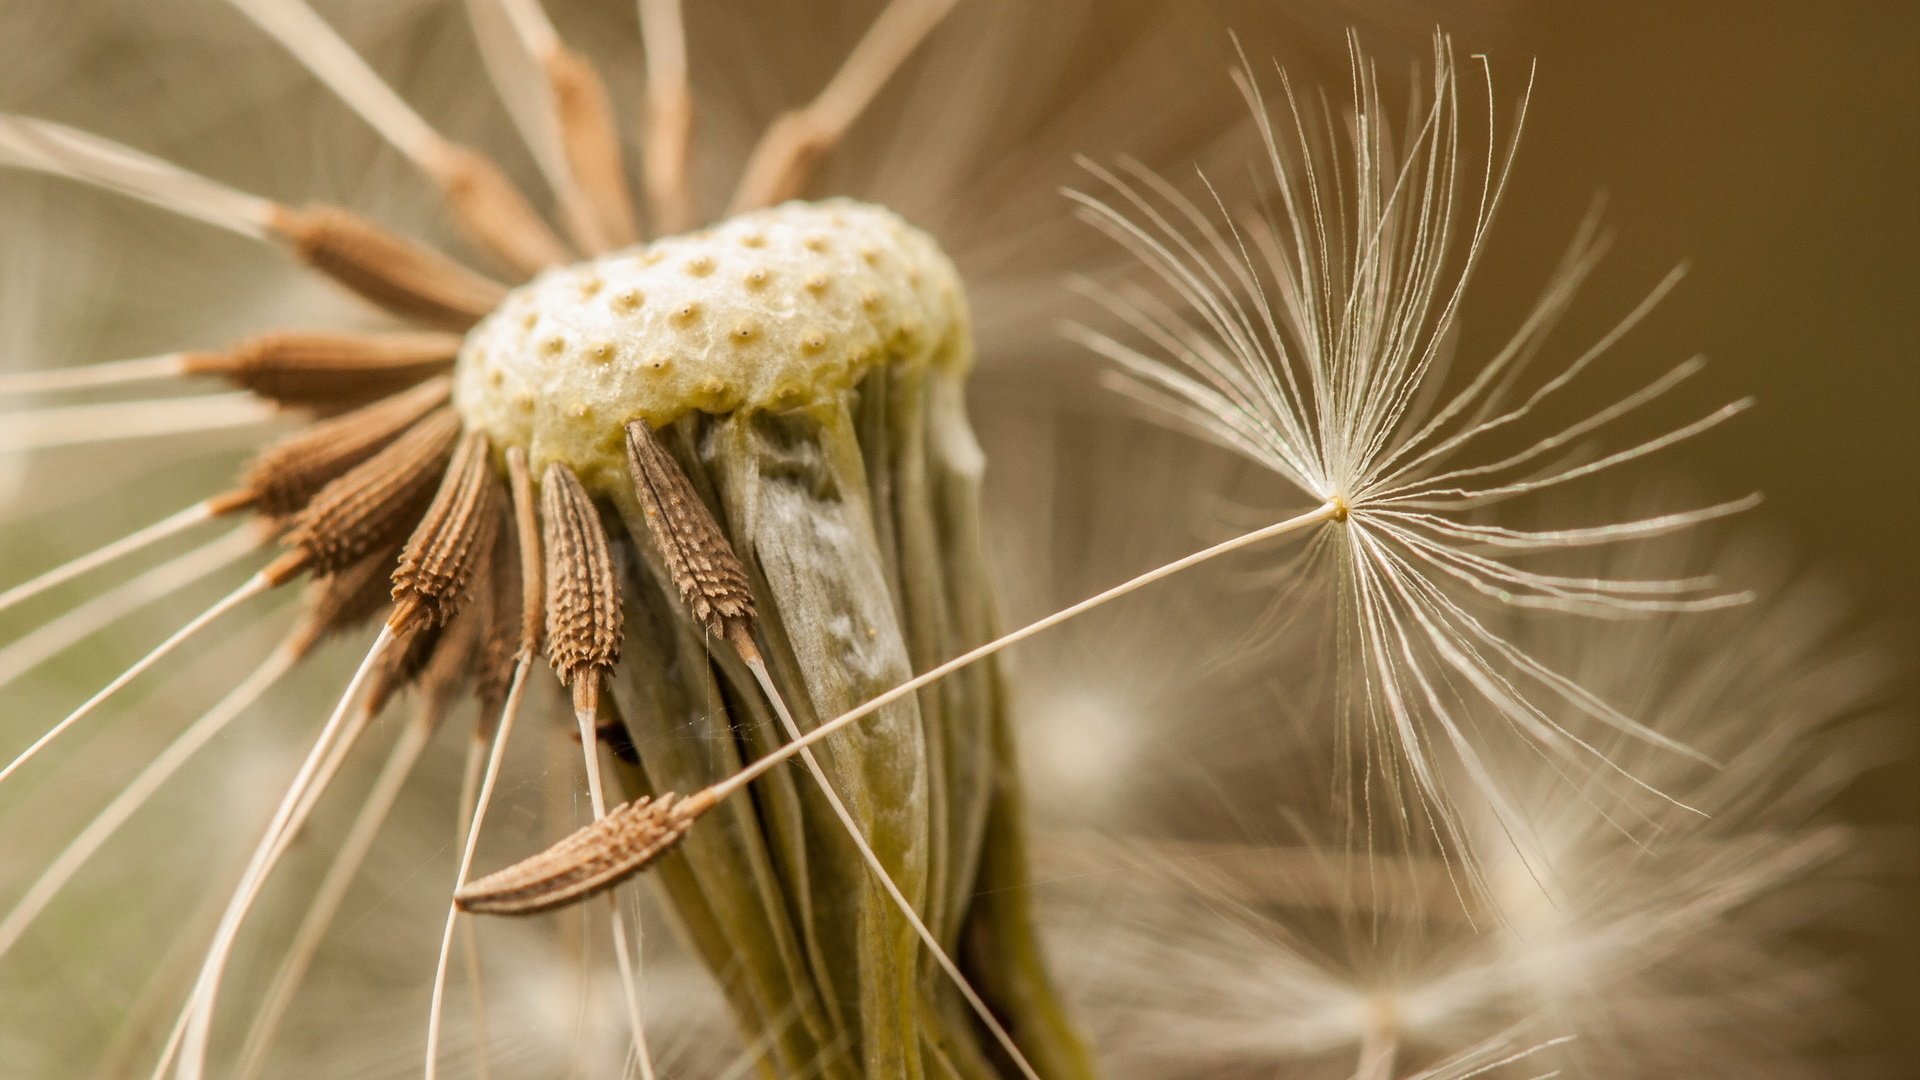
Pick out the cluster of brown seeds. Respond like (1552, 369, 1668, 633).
(72, 42, 858, 919)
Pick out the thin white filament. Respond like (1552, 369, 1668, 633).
(222, 0, 443, 166)
(454, 731, 494, 1080)
(0, 114, 274, 238)
(0, 393, 280, 455)
(1369, 263, 1688, 493)
(1408, 1032, 1576, 1080)
(277, 694, 388, 853)
(743, 658, 1043, 1080)
(0, 529, 259, 688)
(232, 708, 437, 1080)
(0, 498, 222, 625)
(718, 501, 1340, 798)
(0, 642, 298, 962)
(425, 657, 532, 1080)
(0, 353, 190, 397)
(172, 626, 395, 1080)
(1370, 356, 1712, 503)
(1397, 399, 1755, 508)
(573, 708, 658, 1080)
(0, 567, 277, 787)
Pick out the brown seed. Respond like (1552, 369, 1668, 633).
(183, 331, 460, 410)
(243, 377, 452, 519)
(371, 539, 497, 720)
(286, 408, 461, 573)
(473, 504, 526, 726)
(365, 621, 446, 718)
(505, 448, 545, 660)
(540, 462, 622, 715)
(426, 143, 572, 277)
(454, 791, 712, 916)
(390, 431, 505, 634)
(544, 45, 639, 251)
(268, 204, 508, 330)
(285, 539, 408, 659)
(623, 421, 756, 651)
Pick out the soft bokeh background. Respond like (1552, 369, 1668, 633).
(1462, 3, 1920, 1062)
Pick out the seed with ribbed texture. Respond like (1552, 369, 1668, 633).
(269, 204, 508, 330)
(285, 408, 461, 573)
(473, 508, 526, 724)
(184, 330, 459, 409)
(371, 541, 497, 719)
(540, 462, 621, 714)
(285, 540, 408, 658)
(390, 430, 505, 633)
(244, 377, 451, 519)
(624, 420, 756, 649)
(453, 792, 706, 915)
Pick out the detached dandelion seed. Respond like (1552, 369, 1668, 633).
(1068, 36, 1757, 878)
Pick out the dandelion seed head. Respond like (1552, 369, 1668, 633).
(454, 199, 965, 489)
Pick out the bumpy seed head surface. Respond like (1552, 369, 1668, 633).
(453, 199, 968, 493)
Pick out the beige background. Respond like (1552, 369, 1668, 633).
(1474, 0, 1919, 1063)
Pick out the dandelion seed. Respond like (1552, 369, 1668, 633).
(1068, 36, 1759, 876)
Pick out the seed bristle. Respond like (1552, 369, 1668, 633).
(454, 791, 708, 916)
(623, 420, 757, 651)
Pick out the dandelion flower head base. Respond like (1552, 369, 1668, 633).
(453, 199, 967, 489)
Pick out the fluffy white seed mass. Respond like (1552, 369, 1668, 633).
(454, 198, 969, 491)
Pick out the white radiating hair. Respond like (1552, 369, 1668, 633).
(1068, 34, 1759, 881)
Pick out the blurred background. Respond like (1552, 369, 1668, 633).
(1460, 2, 1920, 1060)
